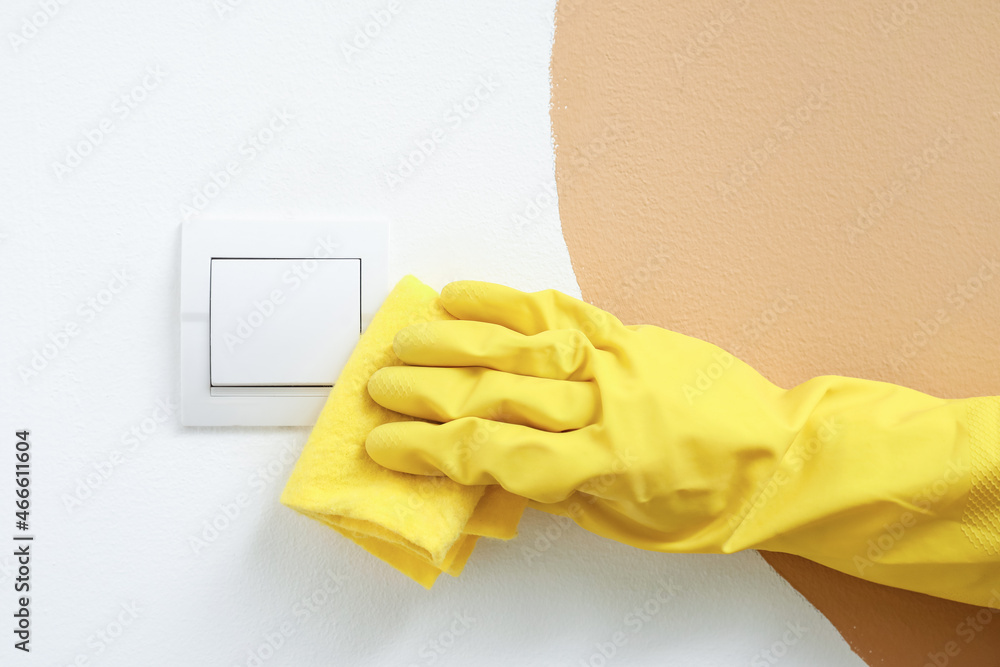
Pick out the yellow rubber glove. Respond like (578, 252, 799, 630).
(365, 281, 1000, 607)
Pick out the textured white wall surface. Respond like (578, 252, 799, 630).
(0, 1, 863, 665)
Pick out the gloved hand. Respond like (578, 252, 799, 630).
(365, 280, 1000, 607)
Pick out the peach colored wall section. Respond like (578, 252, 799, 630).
(550, 0, 1000, 664)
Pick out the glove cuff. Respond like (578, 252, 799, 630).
(960, 396, 1000, 556)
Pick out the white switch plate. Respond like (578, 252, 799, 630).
(180, 220, 388, 426)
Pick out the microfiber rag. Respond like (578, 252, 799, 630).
(280, 275, 527, 588)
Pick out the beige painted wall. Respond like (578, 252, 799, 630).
(550, 0, 1000, 663)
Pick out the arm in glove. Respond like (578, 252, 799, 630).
(364, 281, 1000, 607)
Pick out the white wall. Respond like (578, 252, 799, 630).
(0, 1, 864, 665)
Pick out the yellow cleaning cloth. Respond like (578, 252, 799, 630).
(280, 275, 527, 587)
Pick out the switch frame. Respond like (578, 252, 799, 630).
(180, 220, 388, 426)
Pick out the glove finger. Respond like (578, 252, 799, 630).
(440, 280, 623, 344)
(365, 419, 607, 503)
(394, 320, 597, 381)
(368, 365, 598, 432)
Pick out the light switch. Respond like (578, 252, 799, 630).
(180, 220, 388, 426)
(210, 258, 361, 387)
